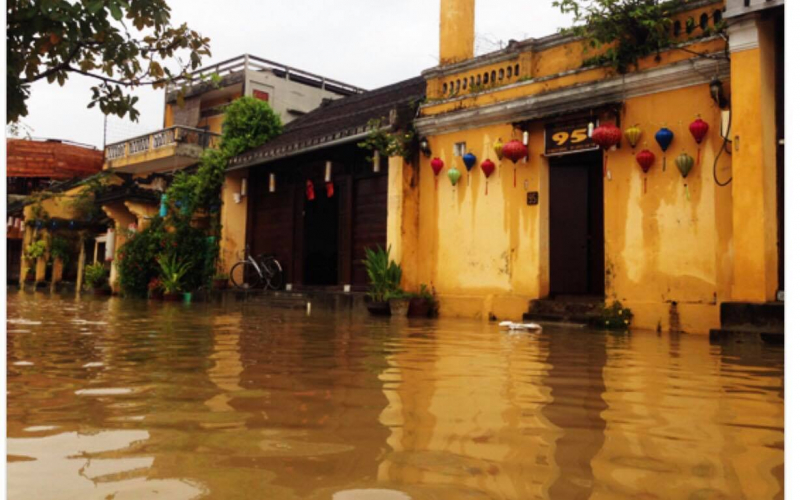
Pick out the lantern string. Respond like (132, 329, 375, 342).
(685, 183, 690, 201)
(485, 179, 488, 196)
(696, 146, 701, 170)
(644, 176, 647, 195)
(663, 155, 666, 172)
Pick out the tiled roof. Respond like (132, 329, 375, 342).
(229, 76, 426, 170)
(6, 139, 103, 178)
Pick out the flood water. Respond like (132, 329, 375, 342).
(6, 292, 784, 499)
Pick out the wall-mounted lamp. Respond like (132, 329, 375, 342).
(373, 150, 380, 173)
(709, 78, 728, 108)
(325, 161, 332, 182)
(240, 178, 248, 197)
(269, 173, 276, 193)
(419, 137, 432, 157)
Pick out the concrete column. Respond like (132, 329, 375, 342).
(439, 0, 475, 65)
(76, 233, 86, 293)
(728, 14, 779, 302)
(386, 156, 420, 290)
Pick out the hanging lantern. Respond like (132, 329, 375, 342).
(462, 152, 476, 186)
(655, 127, 674, 171)
(326, 182, 335, 198)
(624, 124, 642, 149)
(373, 150, 380, 173)
(462, 152, 476, 171)
(636, 149, 656, 194)
(159, 194, 168, 218)
(591, 123, 622, 178)
(105, 228, 116, 261)
(502, 139, 527, 187)
(447, 166, 462, 187)
(240, 178, 248, 197)
(431, 157, 444, 190)
(7, 217, 13, 227)
(480, 159, 495, 195)
(689, 117, 709, 167)
(305, 179, 315, 201)
(269, 173, 276, 193)
(493, 138, 504, 161)
(324, 161, 332, 183)
(15, 218, 22, 230)
(675, 152, 695, 200)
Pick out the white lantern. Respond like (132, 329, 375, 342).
(240, 178, 248, 197)
(269, 173, 276, 193)
(105, 228, 116, 261)
(373, 150, 380, 173)
(325, 161, 332, 182)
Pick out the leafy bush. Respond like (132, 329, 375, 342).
(594, 300, 633, 330)
(49, 236, 72, 265)
(83, 263, 108, 290)
(363, 245, 402, 302)
(25, 240, 47, 261)
(116, 217, 210, 296)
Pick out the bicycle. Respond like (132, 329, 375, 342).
(229, 246, 284, 290)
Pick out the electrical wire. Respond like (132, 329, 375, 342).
(714, 106, 732, 187)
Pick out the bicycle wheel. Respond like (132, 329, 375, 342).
(230, 261, 262, 290)
(263, 259, 284, 290)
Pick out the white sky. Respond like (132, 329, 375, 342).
(15, 1, 571, 148)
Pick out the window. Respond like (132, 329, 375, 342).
(253, 89, 270, 102)
(453, 142, 467, 157)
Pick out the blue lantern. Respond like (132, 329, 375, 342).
(462, 152, 477, 171)
(655, 128, 674, 171)
(69, 220, 75, 229)
(159, 194, 168, 218)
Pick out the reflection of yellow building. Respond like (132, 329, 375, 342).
(375, 0, 783, 333)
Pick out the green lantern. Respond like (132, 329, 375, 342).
(675, 152, 694, 178)
(675, 152, 695, 200)
(447, 166, 461, 186)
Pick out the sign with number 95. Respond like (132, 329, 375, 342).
(545, 119, 598, 156)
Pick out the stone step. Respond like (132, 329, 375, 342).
(527, 297, 605, 324)
(710, 325, 784, 345)
(720, 301, 784, 328)
(522, 311, 603, 327)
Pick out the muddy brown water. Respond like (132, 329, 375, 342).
(6, 292, 784, 499)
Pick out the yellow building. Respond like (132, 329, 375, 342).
(367, 0, 782, 333)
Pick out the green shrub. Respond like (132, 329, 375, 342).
(49, 236, 72, 265)
(594, 300, 633, 330)
(157, 254, 192, 294)
(25, 240, 47, 261)
(83, 262, 108, 289)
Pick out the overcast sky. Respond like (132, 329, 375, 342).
(15, 1, 571, 149)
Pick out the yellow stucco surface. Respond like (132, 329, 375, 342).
(397, 82, 735, 333)
(219, 170, 249, 276)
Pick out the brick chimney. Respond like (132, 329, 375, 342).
(440, 0, 475, 66)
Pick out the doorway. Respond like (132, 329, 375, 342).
(549, 151, 605, 297)
(303, 184, 339, 286)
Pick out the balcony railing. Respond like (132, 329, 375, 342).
(165, 54, 365, 97)
(104, 126, 221, 162)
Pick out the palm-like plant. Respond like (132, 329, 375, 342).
(157, 254, 192, 294)
(363, 245, 402, 302)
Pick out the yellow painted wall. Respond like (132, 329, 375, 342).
(402, 82, 734, 332)
(439, 0, 474, 65)
(219, 170, 249, 277)
(729, 18, 779, 302)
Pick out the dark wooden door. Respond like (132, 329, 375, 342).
(248, 171, 296, 283)
(351, 175, 388, 287)
(549, 153, 604, 296)
(776, 8, 784, 294)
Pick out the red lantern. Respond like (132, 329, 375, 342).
(480, 159, 495, 195)
(305, 179, 315, 201)
(326, 182, 335, 198)
(431, 157, 444, 190)
(502, 139, 527, 187)
(591, 123, 622, 178)
(689, 117, 709, 167)
(636, 149, 656, 194)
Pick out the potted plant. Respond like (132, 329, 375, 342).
(83, 262, 109, 295)
(212, 272, 229, 290)
(407, 284, 436, 318)
(363, 245, 402, 316)
(157, 254, 191, 301)
(388, 290, 411, 318)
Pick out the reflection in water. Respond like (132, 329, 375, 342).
(6, 292, 784, 499)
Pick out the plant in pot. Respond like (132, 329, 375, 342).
(212, 266, 229, 290)
(83, 262, 109, 295)
(388, 290, 412, 318)
(157, 254, 191, 301)
(407, 284, 436, 318)
(24, 240, 47, 281)
(363, 245, 402, 316)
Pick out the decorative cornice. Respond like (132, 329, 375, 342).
(415, 54, 729, 137)
(727, 14, 760, 53)
(724, 0, 784, 19)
